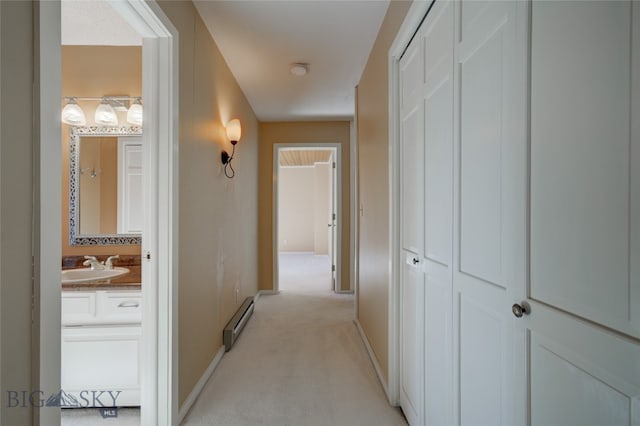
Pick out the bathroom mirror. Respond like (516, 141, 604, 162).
(69, 126, 143, 246)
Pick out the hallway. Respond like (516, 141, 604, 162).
(181, 253, 406, 425)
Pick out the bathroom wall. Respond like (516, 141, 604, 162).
(356, 0, 412, 382)
(157, 1, 260, 407)
(61, 45, 142, 256)
(259, 122, 351, 292)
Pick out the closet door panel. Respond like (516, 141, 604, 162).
(530, 0, 636, 337)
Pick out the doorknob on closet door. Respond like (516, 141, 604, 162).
(412, 257, 420, 265)
(512, 302, 530, 318)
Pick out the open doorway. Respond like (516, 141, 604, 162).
(37, 1, 178, 425)
(274, 146, 341, 294)
(59, 3, 144, 424)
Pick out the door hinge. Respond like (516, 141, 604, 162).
(332, 162, 336, 169)
(332, 264, 336, 272)
(145, 251, 151, 261)
(332, 213, 336, 220)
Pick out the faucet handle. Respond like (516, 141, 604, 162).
(83, 255, 97, 261)
(105, 255, 120, 269)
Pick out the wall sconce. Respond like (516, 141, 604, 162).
(61, 96, 143, 126)
(221, 118, 241, 178)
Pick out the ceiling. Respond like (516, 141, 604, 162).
(61, 0, 142, 46)
(279, 150, 333, 167)
(61, 0, 390, 122)
(193, 0, 389, 121)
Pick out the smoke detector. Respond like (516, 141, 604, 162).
(290, 63, 309, 77)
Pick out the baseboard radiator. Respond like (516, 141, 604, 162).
(223, 297, 255, 352)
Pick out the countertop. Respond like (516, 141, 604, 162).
(62, 255, 141, 291)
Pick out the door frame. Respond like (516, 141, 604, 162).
(272, 143, 342, 293)
(36, 1, 179, 424)
(387, 0, 436, 406)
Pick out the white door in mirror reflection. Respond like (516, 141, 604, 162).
(117, 137, 143, 234)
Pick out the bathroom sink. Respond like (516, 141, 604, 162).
(61, 267, 130, 284)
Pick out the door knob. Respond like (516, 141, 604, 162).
(412, 257, 419, 265)
(512, 303, 529, 318)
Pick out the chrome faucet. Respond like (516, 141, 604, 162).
(105, 255, 120, 270)
(82, 255, 104, 270)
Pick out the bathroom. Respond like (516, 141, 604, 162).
(60, 3, 143, 423)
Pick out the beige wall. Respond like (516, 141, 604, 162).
(157, 1, 259, 407)
(1, 1, 34, 424)
(356, 0, 412, 381)
(259, 122, 351, 292)
(278, 167, 315, 252)
(61, 46, 142, 256)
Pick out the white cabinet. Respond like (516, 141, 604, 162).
(61, 289, 142, 407)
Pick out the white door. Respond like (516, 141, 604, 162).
(399, 2, 455, 424)
(524, 1, 640, 424)
(118, 136, 143, 234)
(422, 2, 454, 425)
(452, 1, 526, 425)
(329, 152, 338, 291)
(399, 24, 425, 425)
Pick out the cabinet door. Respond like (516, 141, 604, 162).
(61, 325, 142, 407)
(527, 1, 640, 424)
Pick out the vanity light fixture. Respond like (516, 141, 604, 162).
(61, 97, 87, 126)
(61, 96, 143, 126)
(221, 118, 241, 178)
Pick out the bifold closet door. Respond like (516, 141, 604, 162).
(526, 1, 640, 424)
(422, 2, 454, 425)
(452, 1, 527, 425)
(398, 1, 455, 424)
(399, 25, 425, 426)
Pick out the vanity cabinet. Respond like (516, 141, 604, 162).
(61, 289, 142, 407)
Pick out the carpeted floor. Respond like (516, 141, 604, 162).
(61, 253, 406, 426)
(181, 253, 407, 426)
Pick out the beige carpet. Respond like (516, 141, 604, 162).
(181, 253, 407, 426)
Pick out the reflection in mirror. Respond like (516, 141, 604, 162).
(69, 126, 142, 246)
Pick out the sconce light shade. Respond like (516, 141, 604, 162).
(226, 118, 241, 144)
(95, 98, 118, 126)
(61, 98, 86, 126)
(127, 97, 143, 125)
(221, 118, 242, 178)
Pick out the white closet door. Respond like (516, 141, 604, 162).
(527, 1, 640, 424)
(422, 2, 454, 425)
(399, 29, 425, 426)
(453, 1, 527, 425)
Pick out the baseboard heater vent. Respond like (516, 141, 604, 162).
(223, 297, 255, 352)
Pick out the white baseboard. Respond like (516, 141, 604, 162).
(354, 318, 391, 403)
(254, 289, 279, 303)
(178, 346, 225, 423)
(335, 289, 354, 294)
